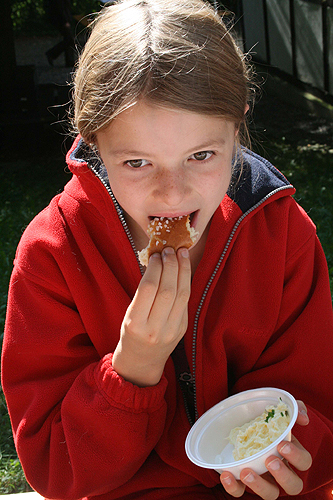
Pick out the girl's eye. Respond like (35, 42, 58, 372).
(126, 159, 150, 168)
(190, 151, 214, 161)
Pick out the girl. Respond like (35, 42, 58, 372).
(2, 0, 333, 498)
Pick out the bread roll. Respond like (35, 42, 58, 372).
(138, 215, 198, 267)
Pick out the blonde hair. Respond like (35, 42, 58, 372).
(73, 0, 253, 145)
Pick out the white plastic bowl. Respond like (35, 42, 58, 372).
(185, 387, 298, 480)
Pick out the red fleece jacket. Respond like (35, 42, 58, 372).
(2, 137, 333, 500)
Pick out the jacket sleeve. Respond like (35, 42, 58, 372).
(232, 201, 333, 495)
(2, 259, 168, 500)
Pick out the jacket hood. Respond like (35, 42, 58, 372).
(227, 149, 294, 214)
(66, 135, 295, 218)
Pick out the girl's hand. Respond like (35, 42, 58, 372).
(220, 401, 312, 499)
(112, 247, 191, 387)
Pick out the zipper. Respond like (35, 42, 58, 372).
(89, 164, 145, 276)
(190, 184, 293, 423)
(181, 382, 196, 426)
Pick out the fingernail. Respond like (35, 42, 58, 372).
(299, 407, 309, 423)
(243, 472, 255, 483)
(180, 248, 189, 258)
(162, 247, 175, 258)
(162, 247, 174, 256)
(280, 443, 291, 455)
(267, 459, 281, 471)
(149, 252, 160, 260)
(221, 476, 232, 486)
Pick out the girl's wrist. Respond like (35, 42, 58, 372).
(112, 346, 165, 387)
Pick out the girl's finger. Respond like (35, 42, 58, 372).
(128, 252, 163, 321)
(240, 468, 281, 500)
(167, 248, 191, 323)
(149, 247, 180, 324)
(220, 472, 246, 498)
(278, 435, 312, 471)
(265, 457, 304, 496)
(296, 400, 310, 426)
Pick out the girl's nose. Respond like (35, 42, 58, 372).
(153, 168, 189, 206)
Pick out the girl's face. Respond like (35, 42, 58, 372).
(95, 100, 237, 253)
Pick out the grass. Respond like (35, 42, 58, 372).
(0, 391, 29, 494)
(0, 118, 332, 492)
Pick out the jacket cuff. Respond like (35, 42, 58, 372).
(94, 353, 168, 412)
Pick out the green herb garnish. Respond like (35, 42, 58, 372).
(265, 409, 275, 423)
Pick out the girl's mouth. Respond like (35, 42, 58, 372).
(189, 210, 198, 229)
(148, 210, 198, 229)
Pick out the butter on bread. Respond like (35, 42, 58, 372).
(138, 215, 198, 267)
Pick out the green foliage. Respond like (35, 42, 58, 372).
(0, 389, 31, 493)
(11, 0, 45, 34)
(11, 0, 100, 36)
(0, 390, 16, 464)
(0, 458, 29, 494)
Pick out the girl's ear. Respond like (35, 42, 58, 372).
(235, 104, 250, 138)
(235, 125, 240, 138)
(91, 136, 98, 150)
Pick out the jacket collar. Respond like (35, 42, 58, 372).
(228, 149, 294, 214)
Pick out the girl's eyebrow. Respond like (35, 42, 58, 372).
(110, 149, 149, 158)
(185, 139, 226, 154)
(109, 139, 226, 158)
